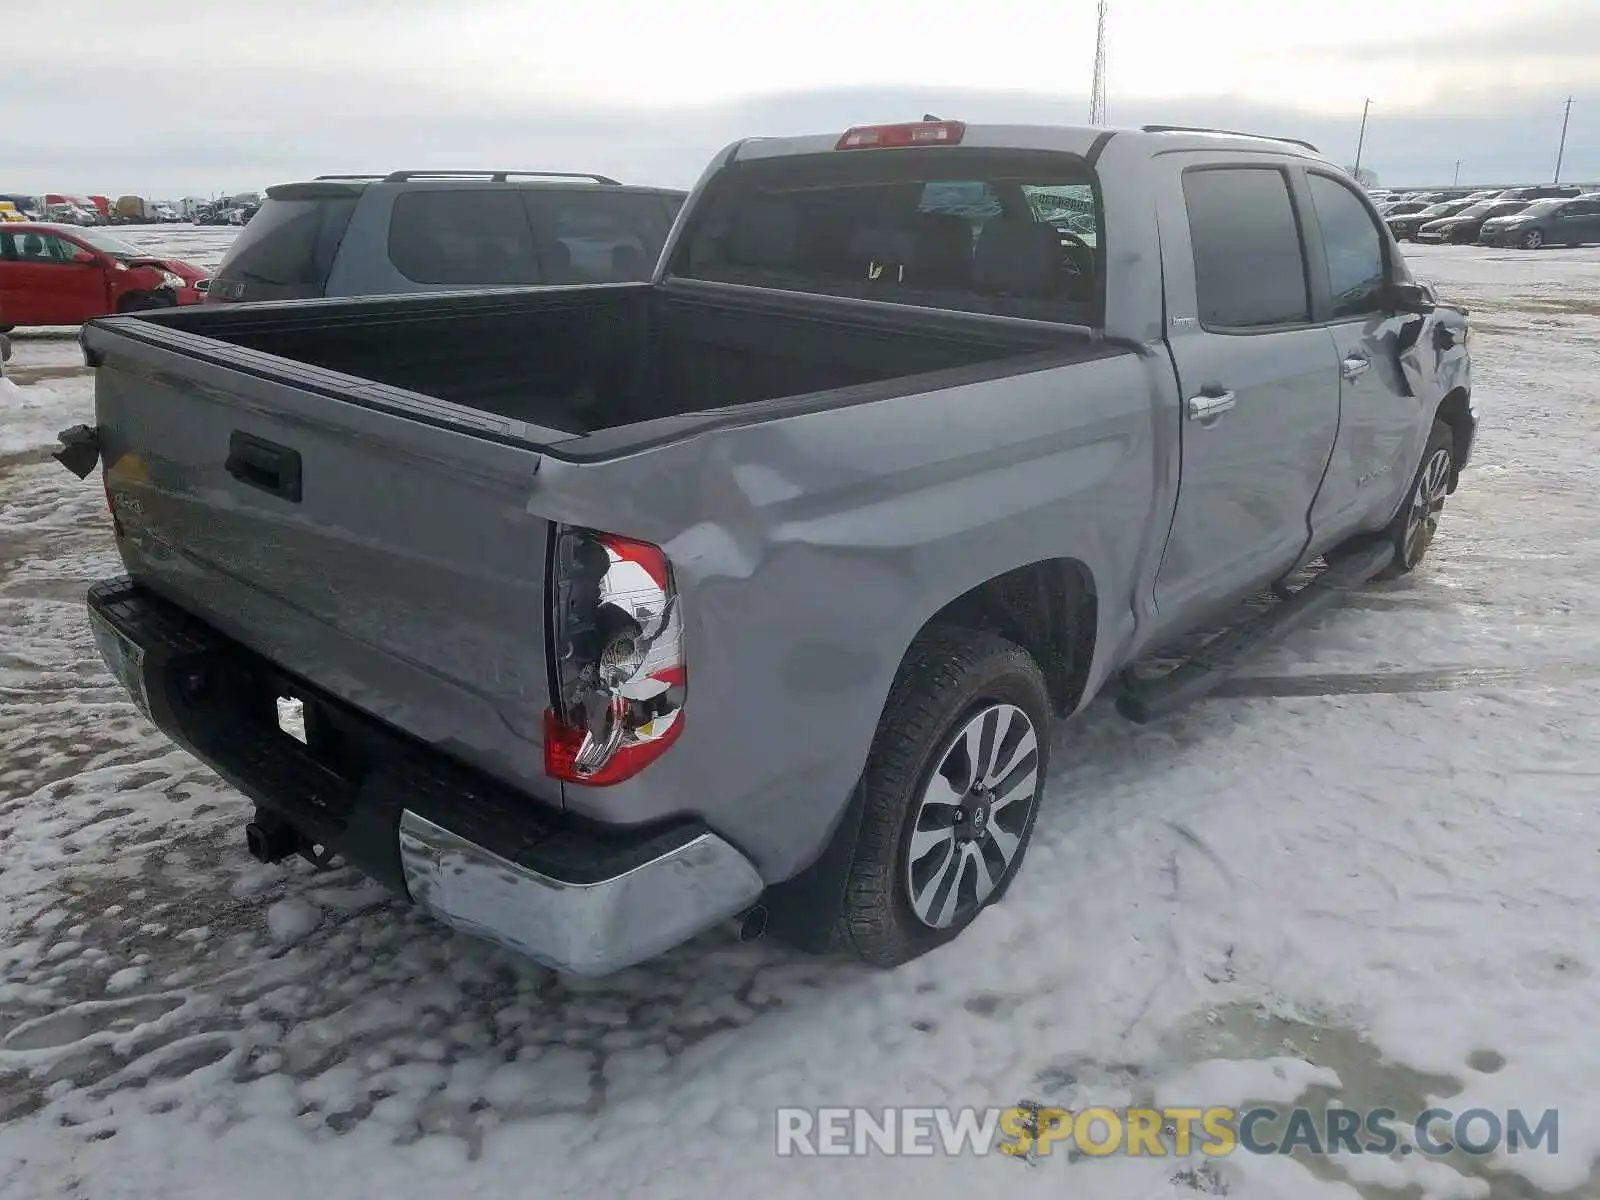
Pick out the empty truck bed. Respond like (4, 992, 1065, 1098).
(102, 280, 1095, 449)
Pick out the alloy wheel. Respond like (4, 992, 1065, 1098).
(904, 702, 1040, 929)
(1402, 447, 1453, 568)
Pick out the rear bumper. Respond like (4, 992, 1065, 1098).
(86, 578, 763, 975)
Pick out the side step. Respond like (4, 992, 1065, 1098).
(1115, 540, 1395, 724)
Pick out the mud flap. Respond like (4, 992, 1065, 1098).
(761, 780, 868, 953)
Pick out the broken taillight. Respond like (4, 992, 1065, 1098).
(545, 527, 685, 786)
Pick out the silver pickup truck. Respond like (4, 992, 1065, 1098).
(61, 120, 1474, 976)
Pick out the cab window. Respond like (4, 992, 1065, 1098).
(1306, 173, 1387, 319)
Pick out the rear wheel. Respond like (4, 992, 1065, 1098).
(833, 626, 1050, 967)
(1521, 229, 1545, 250)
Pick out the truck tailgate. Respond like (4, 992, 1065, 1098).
(86, 322, 566, 807)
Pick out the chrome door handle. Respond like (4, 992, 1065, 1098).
(1342, 355, 1371, 380)
(1187, 391, 1236, 421)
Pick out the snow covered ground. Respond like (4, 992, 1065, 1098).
(1, 238, 1597, 1199)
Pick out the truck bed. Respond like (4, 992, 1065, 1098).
(110, 281, 1086, 452)
(79, 279, 1102, 817)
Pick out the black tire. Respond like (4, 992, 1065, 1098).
(833, 625, 1051, 967)
(1521, 229, 1545, 250)
(0, 325, 13, 335)
(1376, 419, 1456, 580)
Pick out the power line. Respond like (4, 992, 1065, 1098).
(1089, 0, 1108, 125)
(1353, 98, 1371, 178)
(1554, 97, 1573, 185)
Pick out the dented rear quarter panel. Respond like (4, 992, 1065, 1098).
(529, 345, 1178, 880)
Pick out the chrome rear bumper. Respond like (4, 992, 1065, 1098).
(398, 811, 765, 976)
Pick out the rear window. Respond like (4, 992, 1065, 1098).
(530, 191, 674, 283)
(670, 148, 1101, 322)
(388, 190, 541, 286)
(387, 188, 678, 287)
(209, 196, 357, 302)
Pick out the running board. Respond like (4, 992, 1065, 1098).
(1115, 540, 1396, 725)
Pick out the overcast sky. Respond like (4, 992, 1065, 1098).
(11, 0, 1598, 196)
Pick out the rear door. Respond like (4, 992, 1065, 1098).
(1554, 198, 1600, 244)
(1300, 169, 1423, 540)
(1151, 159, 1343, 633)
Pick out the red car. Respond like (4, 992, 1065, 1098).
(0, 223, 210, 331)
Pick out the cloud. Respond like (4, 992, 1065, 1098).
(6, 0, 1597, 194)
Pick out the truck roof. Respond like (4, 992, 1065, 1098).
(729, 122, 1324, 165)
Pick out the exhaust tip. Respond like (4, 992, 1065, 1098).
(736, 904, 768, 943)
(244, 812, 302, 864)
(244, 822, 272, 863)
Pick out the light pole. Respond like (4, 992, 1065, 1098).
(1353, 98, 1371, 178)
(1554, 97, 1573, 184)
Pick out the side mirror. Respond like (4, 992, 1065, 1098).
(1386, 280, 1435, 314)
(71, 249, 99, 266)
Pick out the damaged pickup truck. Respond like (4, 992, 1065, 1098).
(60, 120, 1473, 976)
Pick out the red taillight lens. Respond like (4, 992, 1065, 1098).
(836, 121, 966, 150)
(545, 527, 685, 786)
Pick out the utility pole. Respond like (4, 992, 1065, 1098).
(1554, 96, 1573, 184)
(1089, 0, 1108, 125)
(1453, 160, 1461, 186)
(1353, 98, 1371, 178)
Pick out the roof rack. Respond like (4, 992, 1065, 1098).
(313, 174, 387, 182)
(374, 170, 621, 185)
(1140, 125, 1320, 154)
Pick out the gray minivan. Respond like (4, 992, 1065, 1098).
(205, 171, 687, 305)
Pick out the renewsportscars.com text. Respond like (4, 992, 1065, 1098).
(775, 1105, 1560, 1158)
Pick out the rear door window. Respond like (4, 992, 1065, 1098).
(1182, 166, 1311, 330)
(387, 190, 542, 286)
(670, 147, 1102, 321)
(209, 196, 357, 301)
(522, 190, 674, 282)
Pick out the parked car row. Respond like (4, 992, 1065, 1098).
(0, 193, 186, 226)
(1378, 184, 1600, 247)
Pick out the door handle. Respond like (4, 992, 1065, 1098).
(225, 431, 302, 502)
(1187, 391, 1236, 422)
(1342, 355, 1371, 380)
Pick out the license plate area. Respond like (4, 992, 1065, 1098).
(276, 695, 308, 744)
(89, 609, 152, 718)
